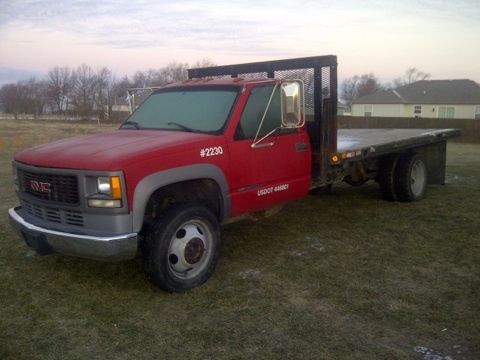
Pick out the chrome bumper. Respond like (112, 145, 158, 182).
(8, 207, 138, 262)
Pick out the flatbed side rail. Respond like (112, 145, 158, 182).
(331, 128, 461, 170)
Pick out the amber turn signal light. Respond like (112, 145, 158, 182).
(110, 176, 122, 199)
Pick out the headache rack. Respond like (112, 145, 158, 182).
(188, 55, 339, 182)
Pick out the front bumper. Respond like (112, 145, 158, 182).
(8, 207, 138, 262)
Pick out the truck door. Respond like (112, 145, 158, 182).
(228, 84, 311, 215)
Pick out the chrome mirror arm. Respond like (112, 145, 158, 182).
(251, 83, 279, 148)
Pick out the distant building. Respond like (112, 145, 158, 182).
(351, 79, 480, 119)
(337, 102, 348, 115)
(111, 104, 130, 113)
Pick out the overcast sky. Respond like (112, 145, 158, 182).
(0, 0, 479, 85)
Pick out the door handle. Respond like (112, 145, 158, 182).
(295, 142, 308, 152)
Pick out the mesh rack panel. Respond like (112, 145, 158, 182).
(187, 56, 336, 123)
(237, 72, 268, 80)
(274, 69, 317, 115)
(321, 67, 331, 100)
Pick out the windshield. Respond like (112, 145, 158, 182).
(122, 87, 239, 133)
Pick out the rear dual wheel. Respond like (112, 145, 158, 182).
(377, 155, 399, 201)
(395, 153, 427, 201)
(378, 153, 427, 202)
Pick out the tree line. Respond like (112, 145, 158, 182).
(0, 59, 214, 120)
(0, 60, 428, 118)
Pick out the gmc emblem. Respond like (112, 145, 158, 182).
(30, 180, 52, 194)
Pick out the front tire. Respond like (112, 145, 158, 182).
(143, 203, 221, 292)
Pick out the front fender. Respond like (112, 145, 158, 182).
(132, 164, 230, 232)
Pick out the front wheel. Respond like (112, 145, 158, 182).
(143, 203, 221, 292)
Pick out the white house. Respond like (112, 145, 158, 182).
(351, 79, 480, 119)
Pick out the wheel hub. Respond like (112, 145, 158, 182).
(167, 221, 211, 279)
(410, 160, 426, 196)
(184, 238, 205, 264)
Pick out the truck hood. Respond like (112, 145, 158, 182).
(15, 129, 216, 170)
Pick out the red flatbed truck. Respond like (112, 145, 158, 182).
(8, 56, 460, 292)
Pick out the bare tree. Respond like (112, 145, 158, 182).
(71, 64, 97, 116)
(24, 78, 48, 116)
(131, 71, 148, 88)
(341, 76, 360, 107)
(131, 69, 160, 88)
(95, 67, 113, 118)
(111, 76, 132, 104)
(0, 79, 47, 117)
(151, 62, 188, 86)
(47, 66, 73, 114)
(191, 58, 216, 68)
(130, 60, 215, 89)
(392, 68, 430, 88)
(0, 83, 22, 115)
(341, 73, 384, 106)
(357, 73, 383, 97)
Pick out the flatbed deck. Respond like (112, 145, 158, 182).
(336, 128, 461, 161)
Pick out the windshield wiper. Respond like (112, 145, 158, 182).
(120, 120, 141, 129)
(167, 122, 197, 133)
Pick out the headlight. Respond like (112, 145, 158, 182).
(97, 177, 111, 194)
(89, 176, 123, 208)
(96, 176, 122, 199)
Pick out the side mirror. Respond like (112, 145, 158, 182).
(281, 81, 305, 128)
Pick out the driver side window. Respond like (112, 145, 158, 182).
(235, 85, 281, 140)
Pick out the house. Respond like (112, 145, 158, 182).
(337, 102, 348, 115)
(351, 79, 480, 119)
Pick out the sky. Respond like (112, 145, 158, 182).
(0, 0, 479, 86)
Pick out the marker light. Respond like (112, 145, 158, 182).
(110, 176, 122, 199)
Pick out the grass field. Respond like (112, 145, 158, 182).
(0, 120, 479, 359)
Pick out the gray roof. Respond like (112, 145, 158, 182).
(352, 79, 480, 105)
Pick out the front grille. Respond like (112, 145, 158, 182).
(21, 170, 79, 204)
(64, 210, 84, 226)
(22, 200, 84, 227)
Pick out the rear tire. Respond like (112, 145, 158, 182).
(377, 155, 399, 201)
(143, 203, 221, 292)
(395, 153, 427, 202)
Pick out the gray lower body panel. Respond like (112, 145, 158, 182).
(8, 207, 138, 262)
